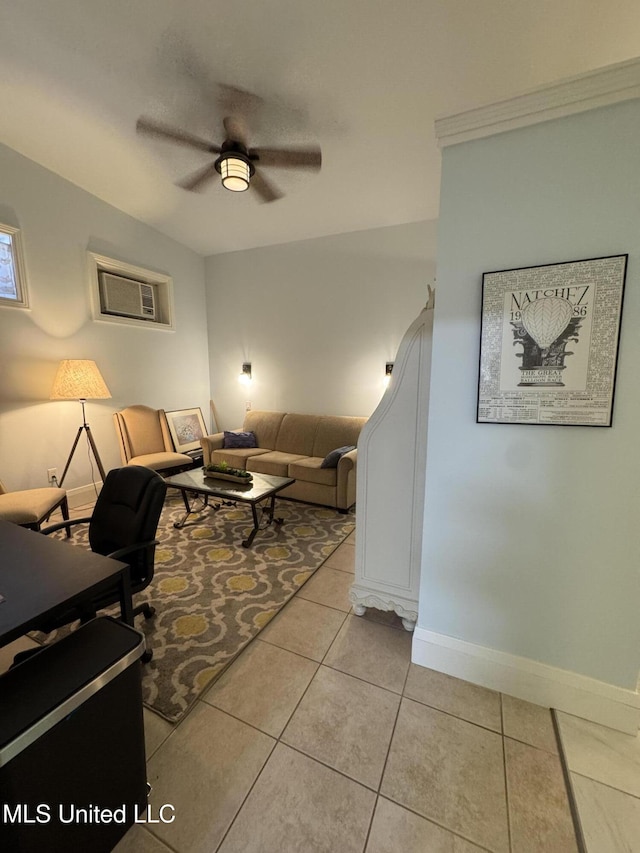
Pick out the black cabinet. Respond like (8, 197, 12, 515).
(0, 617, 147, 852)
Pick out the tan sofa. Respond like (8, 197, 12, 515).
(200, 410, 367, 511)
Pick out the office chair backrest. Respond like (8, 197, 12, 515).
(89, 466, 167, 587)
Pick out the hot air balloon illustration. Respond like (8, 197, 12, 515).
(521, 297, 573, 354)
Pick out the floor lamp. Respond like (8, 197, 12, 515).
(51, 359, 112, 487)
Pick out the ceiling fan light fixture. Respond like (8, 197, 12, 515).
(219, 153, 251, 192)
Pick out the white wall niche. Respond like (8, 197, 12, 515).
(88, 252, 175, 331)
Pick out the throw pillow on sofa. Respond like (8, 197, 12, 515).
(223, 430, 258, 449)
(320, 445, 356, 468)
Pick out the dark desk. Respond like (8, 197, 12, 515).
(0, 520, 132, 648)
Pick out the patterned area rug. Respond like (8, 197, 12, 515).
(42, 496, 354, 723)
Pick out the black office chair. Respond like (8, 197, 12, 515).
(39, 466, 167, 657)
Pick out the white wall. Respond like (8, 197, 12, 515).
(0, 144, 209, 494)
(205, 221, 435, 427)
(420, 100, 640, 692)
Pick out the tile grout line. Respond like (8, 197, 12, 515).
(374, 654, 412, 797)
(151, 622, 508, 852)
(375, 662, 498, 853)
(211, 605, 353, 852)
(500, 694, 514, 853)
(360, 793, 379, 853)
(551, 709, 589, 853)
(211, 732, 278, 853)
(569, 770, 640, 801)
(143, 822, 182, 853)
(209, 606, 406, 850)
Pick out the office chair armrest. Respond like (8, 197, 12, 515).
(40, 517, 92, 536)
(108, 538, 159, 561)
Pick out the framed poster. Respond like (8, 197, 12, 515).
(477, 254, 627, 426)
(165, 407, 207, 452)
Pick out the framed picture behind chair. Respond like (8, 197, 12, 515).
(165, 408, 207, 453)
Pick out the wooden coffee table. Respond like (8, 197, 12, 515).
(164, 468, 295, 547)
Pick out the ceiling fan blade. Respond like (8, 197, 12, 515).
(217, 84, 264, 120)
(250, 168, 284, 203)
(251, 146, 322, 170)
(223, 115, 249, 148)
(136, 117, 221, 154)
(177, 162, 219, 192)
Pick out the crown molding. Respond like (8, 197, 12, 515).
(435, 56, 640, 148)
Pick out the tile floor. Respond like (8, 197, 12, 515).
(2, 516, 640, 852)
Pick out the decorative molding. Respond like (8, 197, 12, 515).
(412, 627, 640, 735)
(435, 56, 640, 148)
(349, 588, 417, 630)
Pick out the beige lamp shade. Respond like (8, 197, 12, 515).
(50, 359, 112, 400)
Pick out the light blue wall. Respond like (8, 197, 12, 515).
(0, 144, 209, 492)
(205, 221, 435, 428)
(421, 100, 640, 689)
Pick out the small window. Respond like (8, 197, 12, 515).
(0, 224, 29, 308)
(88, 253, 174, 330)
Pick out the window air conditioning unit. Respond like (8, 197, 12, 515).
(98, 272, 157, 321)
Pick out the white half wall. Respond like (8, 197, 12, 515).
(204, 221, 436, 426)
(420, 99, 640, 716)
(0, 143, 209, 492)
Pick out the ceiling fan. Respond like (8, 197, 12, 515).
(136, 114, 322, 202)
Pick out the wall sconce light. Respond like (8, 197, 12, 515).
(383, 362, 394, 387)
(239, 362, 252, 384)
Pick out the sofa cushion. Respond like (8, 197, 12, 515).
(247, 451, 307, 478)
(223, 430, 257, 448)
(275, 414, 320, 456)
(312, 416, 367, 459)
(288, 457, 337, 487)
(242, 411, 285, 450)
(211, 448, 269, 468)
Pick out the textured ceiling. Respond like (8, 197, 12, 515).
(1, 1, 639, 255)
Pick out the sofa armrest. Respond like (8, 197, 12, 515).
(200, 432, 224, 465)
(336, 449, 357, 511)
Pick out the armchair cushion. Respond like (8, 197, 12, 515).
(0, 487, 67, 525)
(114, 406, 193, 473)
(126, 451, 192, 472)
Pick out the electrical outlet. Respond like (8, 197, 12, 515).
(47, 467, 57, 485)
(245, 401, 252, 411)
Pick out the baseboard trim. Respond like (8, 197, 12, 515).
(412, 628, 640, 735)
(67, 482, 101, 509)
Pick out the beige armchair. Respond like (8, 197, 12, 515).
(0, 477, 69, 533)
(114, 405, 193, 474)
